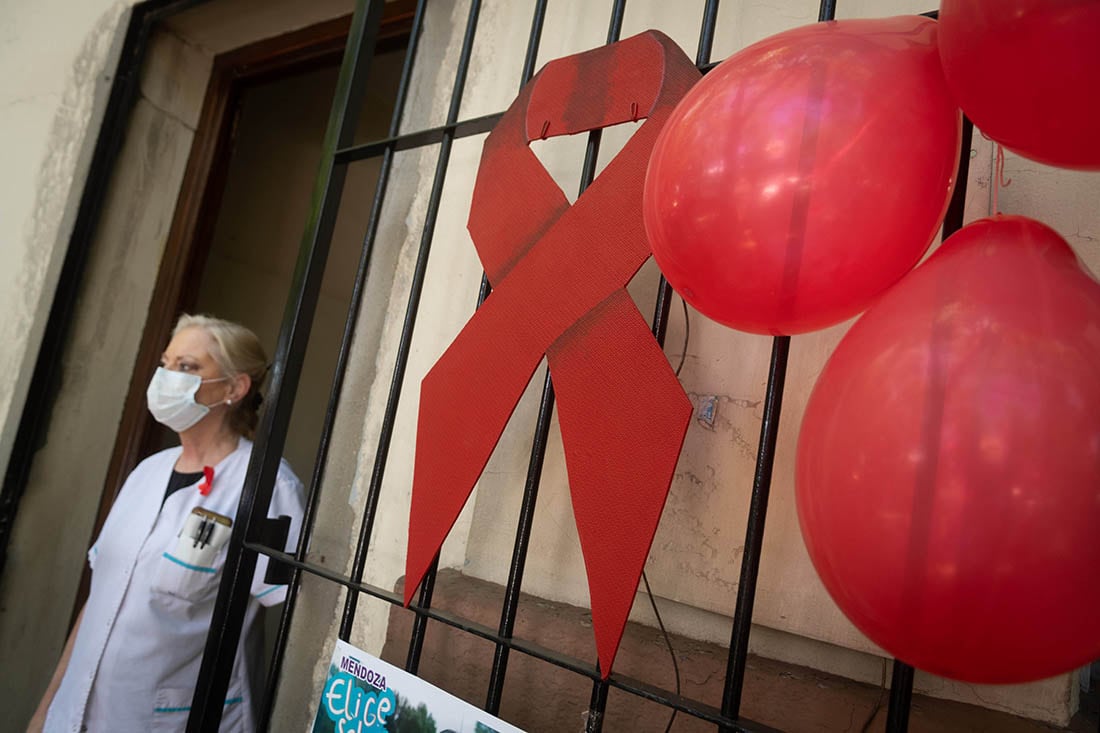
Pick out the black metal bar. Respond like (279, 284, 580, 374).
(886, 662, 915, 733)
(257, 1, 430, 725)
(338, 0, 482, 640)
(696, 0, 721, 68)
(187, 1, 387, 730)
(716, 4, 826, 727)
(586, 678, 610, 733)
(481, 0, 556, 714)
(881, 116, 974, 733)
(606, 0, 627, 44)
(651, 279, 676, 345)
(334, 111, 502, 163)
(399, 0, 486, 669)
(518, 0, 549, 87)
(576, 6, 632, 731)
(484, 367, 555, 713)
(719, 336, 791, 729)
(0, 0, 210, 581)
(943, 117, 975, 239)
(645, 0, 722, 349)
(406, 556, 438, 674)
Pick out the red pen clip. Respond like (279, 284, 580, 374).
(198, 465, 214, 496)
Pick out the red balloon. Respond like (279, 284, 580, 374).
(939, 0, 1100, 170)
(644, 16, 961, 335)
(797, 216, 1100, 683)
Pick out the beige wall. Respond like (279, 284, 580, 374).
(0, 0, 134, 515)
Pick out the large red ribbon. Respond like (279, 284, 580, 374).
(406, 31, 699, 675)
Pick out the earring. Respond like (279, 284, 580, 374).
(226, 399, 233, 406)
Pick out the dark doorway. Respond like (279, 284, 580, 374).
(75, 7, 411, 630)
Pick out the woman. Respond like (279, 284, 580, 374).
(30, 314, 305, 733)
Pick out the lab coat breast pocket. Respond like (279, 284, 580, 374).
(150, 508, 233, 617)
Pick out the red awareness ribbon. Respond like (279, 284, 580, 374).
(406, 30, 699, 675)
(198, 465, 214, 496)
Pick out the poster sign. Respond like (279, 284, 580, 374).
(312, 639, 525, 733)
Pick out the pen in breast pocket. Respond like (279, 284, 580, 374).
(191, 517, 209, 549)
(182, 507, 232, 550)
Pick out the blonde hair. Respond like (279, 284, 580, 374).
(174, 313, 268, 438)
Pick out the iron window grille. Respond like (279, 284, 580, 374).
(6, 0, 996, 731)
(188, 1, 979, 731)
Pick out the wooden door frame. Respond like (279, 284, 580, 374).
(71, 1, 415, 626)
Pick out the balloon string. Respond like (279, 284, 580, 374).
(980, 130, 1013, 215)
(993, 144, 1013, 214)
(992, 150, 999, 215)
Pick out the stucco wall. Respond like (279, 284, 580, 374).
(0, 3, 136, 727)
(0, 0, 133, 520)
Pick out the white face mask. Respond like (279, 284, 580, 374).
(146, 367, 228, 433)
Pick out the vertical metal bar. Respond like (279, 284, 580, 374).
(384, 0, 484, 665)
(405, 556, 438, 674)
(187, 2, 387, 731)
(606, 0, 627, 44)
(481, 0, 553, 715)
(585, 677, 610, 733)
(718, 336, 791, 729)
(886, 661, 915, 733)
(882, 117, 974, 732)
(484, 370, 555, 712)
(628, 10, 723, 728)
(337, 0, 483, 642)
(257, 1, 430, 726)
(715, 6, 826, 728)
(942, 117, 975, 238)
(399, 0, 485, 663)
(576, 5, 627, 730)
(519, 0, 550, 87)
(696, 0, 720, 68)
(648, 0, 721, 349)
(650, 280, 675, 345)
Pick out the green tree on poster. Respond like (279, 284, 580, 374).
(385, 692, 437, 733)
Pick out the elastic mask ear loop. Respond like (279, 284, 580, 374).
(197, 375, 233, 409)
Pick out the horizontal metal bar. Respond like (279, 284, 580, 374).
(245, 542, 779, 733)
(335, 50, 730, 166)
(334, 111, 503, 163)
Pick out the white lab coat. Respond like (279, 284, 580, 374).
(45, 438, 305, 733)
